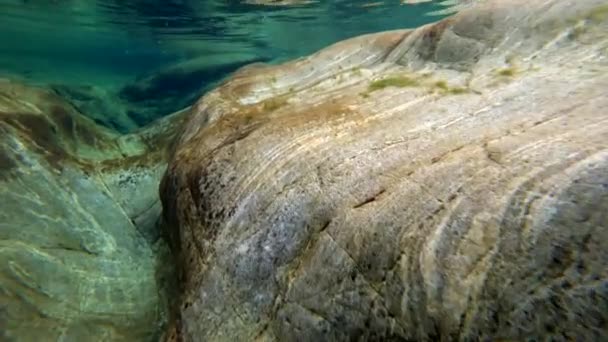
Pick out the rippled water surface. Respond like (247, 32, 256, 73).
(0, 1, 461, 129)
(0, 1, 458, 84)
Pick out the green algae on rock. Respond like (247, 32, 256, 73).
(159, 0, 608, 340)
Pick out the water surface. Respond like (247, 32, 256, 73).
(0, 0, 456, 127)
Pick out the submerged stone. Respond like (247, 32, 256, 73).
(0, 79, 185, 341)
(50, 84, 140, 133)
(160, 0, 608, 340)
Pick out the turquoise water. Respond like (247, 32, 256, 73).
(0, 0, 453, 130)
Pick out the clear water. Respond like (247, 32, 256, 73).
(0, 0, 455, 128)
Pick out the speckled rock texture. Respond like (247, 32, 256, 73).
(0, 80, 185, 341)
(160, 0, 608, 340)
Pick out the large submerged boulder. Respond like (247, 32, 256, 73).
(160, 0, 608, 340)
(0, 79, 185, 340)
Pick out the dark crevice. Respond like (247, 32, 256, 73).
(39, 243, 98, 256)
(353, 188, 386, 209)
(320, 219, 332, 232)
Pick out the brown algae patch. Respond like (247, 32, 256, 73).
(447, 87, 469, 95)
(429, 80, 470, 95)
(496, 67, 517, 77)
(362, 71, 472, 97)
(495, 55, 520, 79)
(368, 76, 420, 92)
(388, 70, 471, 95)
(261, 96, 289, 112)
(434, 80, 449, 91)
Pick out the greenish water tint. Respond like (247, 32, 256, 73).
(0, 0, 455, 129)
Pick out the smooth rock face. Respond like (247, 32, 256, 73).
(0, 80, 184, 341)
(161, 0, 608, 340)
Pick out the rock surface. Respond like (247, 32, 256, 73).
(0, 80, 185, 341)
(50, 83, 141, 133)
(160, 0, 608, 340)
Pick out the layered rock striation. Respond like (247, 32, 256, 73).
(160, 0, 608, 340)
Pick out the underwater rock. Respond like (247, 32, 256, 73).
(46, 57, 272, 134)
(118, 56, 271, 128)
(0, 79, 185, 341)
(160, 0, 608, 340)
(51, 84, 140, 133)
